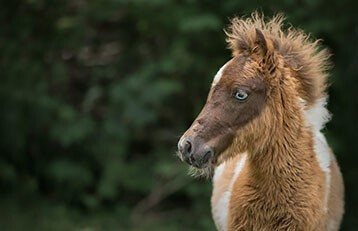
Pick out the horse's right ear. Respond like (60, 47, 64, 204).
(252, 28, 277, 73)
(254, 28, 268, 58)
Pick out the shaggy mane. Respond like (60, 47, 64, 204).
(225, 12, 331, 107)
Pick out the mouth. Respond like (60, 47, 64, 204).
(176, 150, 216, 178)
(176, 145, 217, 169)
(192, 153, 215, 169)
(177, 133, 231, 170)
(177, 140, 228, 178)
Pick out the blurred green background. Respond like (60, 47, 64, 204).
(0, 0, 357, 230)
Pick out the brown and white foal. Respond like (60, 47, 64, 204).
(177, 14, 344, 231)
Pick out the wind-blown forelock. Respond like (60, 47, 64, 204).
(225, 12, 331, 106)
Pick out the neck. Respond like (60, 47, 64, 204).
(248, 94, 316, 191)
(250, 127, 312, 181)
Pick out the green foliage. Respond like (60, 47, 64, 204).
(0, 0, 358, 230)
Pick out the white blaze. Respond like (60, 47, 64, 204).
(212, 61, 230, 87)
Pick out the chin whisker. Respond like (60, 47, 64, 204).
(188, 166, 214, 179)
(176, 151, 184, 161)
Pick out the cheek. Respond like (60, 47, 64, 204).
(232, 96, 268, 148)
(207, 130, 235, 157)
(231, 96, 266, 129)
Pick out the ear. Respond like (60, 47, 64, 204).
(254, 28, 268, 58)
(252, 28, 277, 74)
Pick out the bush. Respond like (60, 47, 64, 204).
(1, 0, 357, 230)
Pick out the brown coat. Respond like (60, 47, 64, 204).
(178, 12, 344, 231)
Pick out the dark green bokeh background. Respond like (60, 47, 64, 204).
(0, 0, 357, 230)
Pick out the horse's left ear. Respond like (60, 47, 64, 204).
(252, 28, 277, 74)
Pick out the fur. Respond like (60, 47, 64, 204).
(178, 12, 344, 231)
(225, 12, 331, 107)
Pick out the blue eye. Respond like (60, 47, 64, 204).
(234, 89, 249, 101)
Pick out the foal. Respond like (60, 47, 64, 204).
(177, 14, 344, 231)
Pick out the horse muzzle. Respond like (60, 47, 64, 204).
(177, 136, 214, 169)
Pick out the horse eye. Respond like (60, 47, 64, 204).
(234, 89, 249, 101)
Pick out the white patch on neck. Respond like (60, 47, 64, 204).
(300, 97, 332, 213)
(328, 219, 337, 231)
(302, 97, 331, 131)
(212, 61, 230, 87)
(213, 161, 226, 183)
(212, 154, 247, 231)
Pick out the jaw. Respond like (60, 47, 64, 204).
(176, 134, 251, 179)
(213, 135, 248, 165)
(186, 141, 245, 178)
(186, 146, 246, 179)
(176, 146, 221, 179)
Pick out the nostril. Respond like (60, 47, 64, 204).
(184, 140, 192, 155)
